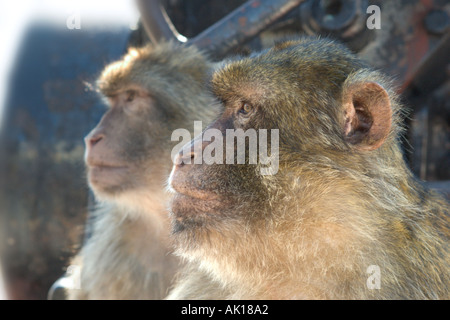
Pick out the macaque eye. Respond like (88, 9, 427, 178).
(126, 90, 136, 102)
(239, 102, 254, 116)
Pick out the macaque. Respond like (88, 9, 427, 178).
(66, 41, 218, 299)
(167, 38, 449, 300)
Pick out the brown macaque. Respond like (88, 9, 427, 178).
(66, 42, 218, 299)
(167, 37, 450, 300)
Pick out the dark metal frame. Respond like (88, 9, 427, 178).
(138, 0, 307, 58)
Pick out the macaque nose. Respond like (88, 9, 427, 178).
(174, 139, 209, 168)
(170, 138, 209, 192)
(174, 150, 195, 167)
(85, 133, 104, 149)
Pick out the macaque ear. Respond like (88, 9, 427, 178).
(342, 82, 392, 150)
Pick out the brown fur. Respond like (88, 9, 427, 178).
(68, 41, 218, 299)
(167, 37, 449, 300)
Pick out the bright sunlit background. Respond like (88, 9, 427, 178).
(0, 0, 140, 129)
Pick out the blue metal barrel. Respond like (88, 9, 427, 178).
(0, 23, 131, 299)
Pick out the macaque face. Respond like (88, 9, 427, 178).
(84, 86, 169, 199)
(168, 96, 271, 233)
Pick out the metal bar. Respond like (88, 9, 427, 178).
(137, 0, 184, 44)
(402, 31, 450, 94)
(190, 0, 307, 58)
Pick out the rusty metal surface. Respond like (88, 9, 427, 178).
(146, 0, 308, 59)
(407, 74, 450, 182)
(356, 0, 449, 94)
(298, 0, 374, 52)
(403, 32, 450, 96)
(190, 0, 307, 58)
(270, 0, 449, 95)
(163, 0, 246, 39)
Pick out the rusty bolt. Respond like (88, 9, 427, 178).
(424, 9, 449, 35)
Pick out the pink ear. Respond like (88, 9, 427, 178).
(343, 82, 392, 151)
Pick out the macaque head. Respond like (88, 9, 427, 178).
(84, 85, 170, 199)
(84, 42, 217, 205)
(168, 38, 397, 242)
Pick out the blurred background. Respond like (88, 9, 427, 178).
(0, 0, 449, 299)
